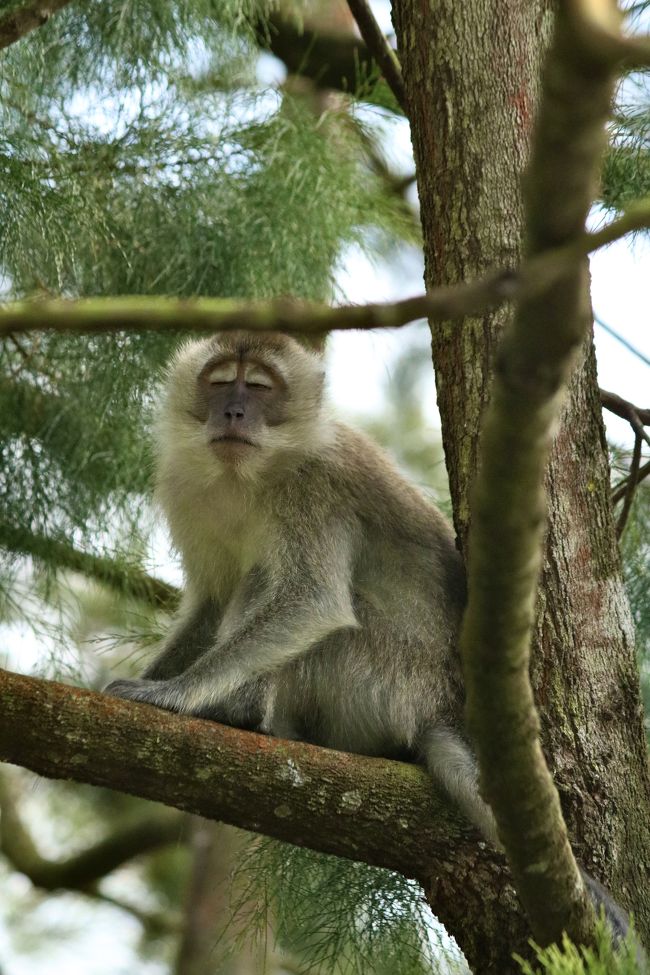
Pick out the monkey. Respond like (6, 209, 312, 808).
(105, 330, 643, 955)
(105, 330, 494, 837)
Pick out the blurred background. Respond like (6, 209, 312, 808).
(0, 1, 648, 972)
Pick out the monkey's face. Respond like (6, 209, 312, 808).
(194, 355, 288, 463)
(156, 332, 327, 483)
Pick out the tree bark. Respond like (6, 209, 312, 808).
(393, 0, 650, 967)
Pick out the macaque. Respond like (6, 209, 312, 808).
(106, 330, 640, 953)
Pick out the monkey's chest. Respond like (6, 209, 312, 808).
(181, 510, 274, 603)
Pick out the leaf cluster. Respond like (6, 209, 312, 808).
(601, 75, 650, 209)
(229, 838, 466, 975)
(516, 918, 644, 975)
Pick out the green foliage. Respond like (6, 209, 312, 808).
(515, 918, 644, 975)
(0, 0, 264, 89)
(600, 77, 650, 210)
(230, 839, 466, 975)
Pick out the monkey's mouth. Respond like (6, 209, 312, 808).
(211, 435, 257, 448)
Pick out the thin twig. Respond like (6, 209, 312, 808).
(612, 457, 650, 505)
(616, 434, 643, 537)
(346, 0, 407, 110)
(595, 316, 650, 368)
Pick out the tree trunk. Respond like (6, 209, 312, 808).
(176, 820, 260, 975)
(392, 0, 650, 970)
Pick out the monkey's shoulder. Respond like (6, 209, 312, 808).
(277, 422, 459, 550)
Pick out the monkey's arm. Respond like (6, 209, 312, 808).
(139, 596, 222, 679)
(106, 521, 357, 715)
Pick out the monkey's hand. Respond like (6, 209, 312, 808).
(104, 677, 184, 712)
(104, 674, 265, 729)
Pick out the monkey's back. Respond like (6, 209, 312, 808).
(269, 422, 467, 757)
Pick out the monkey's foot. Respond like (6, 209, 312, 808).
(104, 677, 181, 712)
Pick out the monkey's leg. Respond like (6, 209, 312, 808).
(194, 676, 268, 730)
(145, 597, 222, 679)
(104, 598, 220, 701)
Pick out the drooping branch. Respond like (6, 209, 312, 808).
(598, 389, 650, 518)
(0, 0, 74, 49)
(0, 771, 185, 890)
(0, 520, 179, 610)
(461, 0, 626, 949)
(1, 201, 649, 338)
(600, 388, 650, 447)
(345, 0, 406, 110)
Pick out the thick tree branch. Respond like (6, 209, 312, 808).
(0, 519, 179, 610)
(0, 771, 185, 890)
(0, 670, 465, 878)
(461, 0, 624, 949)
(345, 0, 406, 110)
(0, 0, 74, 49)
(1, 201, 649, 338)
(0, 668, 526, 944)
(0, 670, 533, 968)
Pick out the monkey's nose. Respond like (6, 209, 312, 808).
(224, 405, 245, 419)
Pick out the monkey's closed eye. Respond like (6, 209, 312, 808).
(207, 362, 237, 384)
(244, 365, 273, 389)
